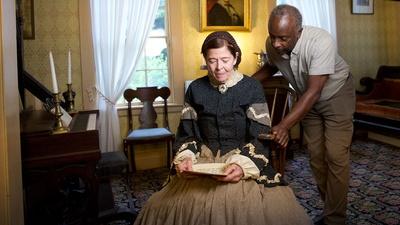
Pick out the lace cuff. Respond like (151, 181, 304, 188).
(173, 150, 197, 165)
(225, 154, 260, 179)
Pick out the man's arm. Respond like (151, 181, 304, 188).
(252, 64, 279, 83)
(272, 75, 329, 147)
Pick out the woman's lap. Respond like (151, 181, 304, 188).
(134, 177, 312, 225)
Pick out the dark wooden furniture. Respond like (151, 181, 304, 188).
(123, 87, 175, 172)
(16, 2, 135, 223)
(354, 65, 400, 137)
(21, 110, 137, 225)
(97, 181, 136, 225)
(258, 84, 297, 176)
(96, 151, 137, 225)
(20, 110, 101, 225)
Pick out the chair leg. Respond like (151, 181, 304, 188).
(299, 123, 304, 148)
(269, 144, 279, 174)
(166, 140, 171, 168)
(125, 143, 136, 173)
(279, 147, 287, 176)
(131, 145, 136, 173)
(123, 141, 129, 170)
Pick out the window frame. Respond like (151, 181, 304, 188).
(79, 0, 184, 110)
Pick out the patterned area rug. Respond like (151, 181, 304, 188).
(111, 138, 400, 225)
(285, 139, 400, 225)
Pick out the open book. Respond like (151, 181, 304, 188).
(184, 163, 227, 176)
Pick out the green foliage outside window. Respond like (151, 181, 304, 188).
(118, 0, 169, 105)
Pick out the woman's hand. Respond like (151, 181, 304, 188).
(175, 157, 194, 178)
(214, 164, 243, 183)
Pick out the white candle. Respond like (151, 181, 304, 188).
(49, 51, 59, 93)
(67, 49, 72, 84)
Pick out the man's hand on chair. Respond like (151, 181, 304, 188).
(271, 124, 289, 148)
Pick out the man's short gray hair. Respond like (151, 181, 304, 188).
(269, 4, 303, 31)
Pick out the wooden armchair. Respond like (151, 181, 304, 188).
(123, 87, 175, 172)
(258, 84, 297, 176)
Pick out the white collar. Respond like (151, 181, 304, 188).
(209, 70, 244, 94)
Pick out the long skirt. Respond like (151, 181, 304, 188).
(134, 176, 312, 225)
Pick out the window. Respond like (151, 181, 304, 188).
(118, 0, 169, 104)
(276, 0, 337, 41)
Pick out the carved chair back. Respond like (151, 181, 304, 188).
(123, 86, 170, 131)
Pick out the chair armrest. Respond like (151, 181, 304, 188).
(258, 133, 275, 140)
(356, 77, 376, 95)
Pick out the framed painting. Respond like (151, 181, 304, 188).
(200, 0, 251, 32)
(21, 0, 35, 39)
(352, 0, 374, 15)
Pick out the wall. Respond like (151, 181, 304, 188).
(181, 0, 274, 81)
(384, 1, 400, 65)
(23, 0, 83, 110)
(336, 0, 400, 89)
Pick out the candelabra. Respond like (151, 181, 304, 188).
(254, 51, 268, 69)
(63, 83, 76, 113)
(52, 93, 69, 134)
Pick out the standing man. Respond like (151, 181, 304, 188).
(253, 4, 355, 225)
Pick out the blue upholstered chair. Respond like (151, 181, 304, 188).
(123, 87, 175, 172)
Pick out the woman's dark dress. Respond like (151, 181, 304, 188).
(134, 74, 312, 225)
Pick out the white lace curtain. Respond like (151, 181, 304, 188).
(276, 0, 337, 42)
(90, 0, 160, 152)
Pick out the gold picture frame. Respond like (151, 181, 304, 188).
(200, 0, 251, 32)
(22, 0, 35, 39)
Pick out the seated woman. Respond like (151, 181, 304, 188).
(134, 31, 312, 225)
